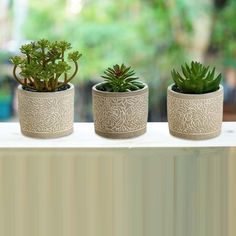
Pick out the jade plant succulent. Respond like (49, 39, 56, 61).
(96, 64, 145, 92)
(171, 61, 222, 94)
(10, 39, 82, 92)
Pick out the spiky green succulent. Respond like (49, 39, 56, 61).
(97, 64, 145, 92)
(171, 61, 222, 94)
(10, 39, 82, 92)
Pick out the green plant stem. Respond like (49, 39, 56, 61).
(55, 76, 59, 90)
(50, 78, 53, 91)
(56, 61, 78, 89)
(44, 80, 48, 91)
(62, 51, 68, 83)
(42, 47, 46, 69)
(28, 77, 34, 84)
(26, 53, 32, 87)
(13, 66, 25, 86)
(33, 78, 40, 91)
(64, 72, 68, 83)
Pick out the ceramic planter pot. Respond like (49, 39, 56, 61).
(18, 83, 74, 138)
(167, 84, 224, 140)
(92, 83, 148, 138)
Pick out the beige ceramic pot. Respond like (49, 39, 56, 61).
(18, 84, 74, 138)
(167, 84, 224, 140)
(92, 83, 148, 139)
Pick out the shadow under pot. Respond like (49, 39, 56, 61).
(18, 83, 74, 139)
(167, 84, 224, 140)
(92, 83, 149, 139)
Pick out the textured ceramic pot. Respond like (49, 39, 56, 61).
(18, 83, 74, 138)
(167, 84, 224, 140)
(92, 83, 148, 139)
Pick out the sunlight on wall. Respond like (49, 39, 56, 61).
(67, 0, 83, 15)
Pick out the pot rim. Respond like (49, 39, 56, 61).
(17, 83, 74, 95)
(168, 83, 223, 99)
(92, 82, 148, 96)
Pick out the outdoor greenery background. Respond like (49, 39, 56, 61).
(0, 0, 236, 121)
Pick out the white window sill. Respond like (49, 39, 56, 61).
(0, 122, 235, 148)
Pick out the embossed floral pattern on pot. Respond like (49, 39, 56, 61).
(167, 84, 224, 140)
(92, 83, 148, 138)
(18, 84, 74, 138)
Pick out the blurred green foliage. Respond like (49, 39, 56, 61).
(23, 0, 190, 85)
(212, 0, 236, 68)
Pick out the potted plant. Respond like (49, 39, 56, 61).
(92, 64, 148, 138)
(10, 39, 82, 138)
(167, 61, 223, 140)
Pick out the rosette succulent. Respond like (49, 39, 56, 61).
(97, 63, 145, 92)
(171, 61, 222, 94)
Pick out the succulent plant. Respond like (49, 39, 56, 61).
(97, 64, 145, 92)
(171, 61, 222, 94)
(10, 39, 82, 92)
